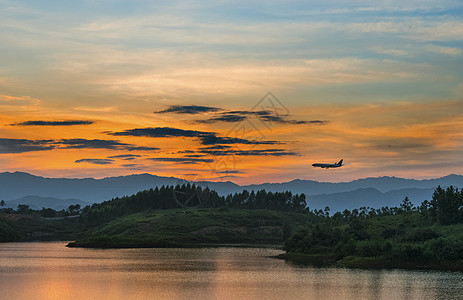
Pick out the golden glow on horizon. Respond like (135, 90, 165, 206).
(1, 96, 462, 183)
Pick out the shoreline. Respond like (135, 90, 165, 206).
(66, 240, 283, 249)
(5, 239, 463, 272)
(277, 252, 463, 272)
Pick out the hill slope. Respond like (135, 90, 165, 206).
(69, 208, 315, 248)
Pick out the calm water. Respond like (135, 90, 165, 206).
(1, 242, 463, 300)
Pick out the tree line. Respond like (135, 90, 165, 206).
(284, 186, 463, 263)
(0, 203, 81, 218)
(79, 184, 307, 226)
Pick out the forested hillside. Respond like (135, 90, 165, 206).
(282, 186, 463, 270)
(79, 184, 307, 226)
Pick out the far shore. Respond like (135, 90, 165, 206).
(277, 252, 463, 271)
(66, 240, 283, 249)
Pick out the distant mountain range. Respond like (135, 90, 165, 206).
(307, 187, 436, 212)
(1, 171, 462, 212)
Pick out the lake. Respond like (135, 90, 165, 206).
(0, 242, 462, 299)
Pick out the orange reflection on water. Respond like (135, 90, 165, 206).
(1, 242, 462, 299)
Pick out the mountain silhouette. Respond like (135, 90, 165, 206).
(1, 172, 462, 211)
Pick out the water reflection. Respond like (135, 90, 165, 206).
(1, 242, 463, 299)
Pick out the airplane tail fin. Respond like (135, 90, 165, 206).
(337, 159, 343, 166)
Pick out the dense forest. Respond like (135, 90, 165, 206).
(78, 184, 307, 226)
(283, 186, 463, 269)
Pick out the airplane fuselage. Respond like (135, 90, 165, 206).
(312, 159, 343, 169)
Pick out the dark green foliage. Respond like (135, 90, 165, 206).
(282, 222, 293, 241)
(402, 227, 438, 242)
(425, 238, 463, 261)
(284, 186, 463, 268)
(67, 204, 81, 215)
(335, 238, 357, 258)
(71, 185, 310, 248)
(71, 208, 316, 248)
(0, 203, 79, 218)
(227, 190, 306, 212)
(79, 184, 225, 226)
(283, 222, 339, 253)
(400, 197, 414, 213)
(16, 204, 32, 214)
(0, 218, 22, 242)
(429, 186, 463, 224)
(1, 203, 83, 242)
(347, 219, 370, 240)
(79, 185, 306, 227)
(40, 208, 57, 218)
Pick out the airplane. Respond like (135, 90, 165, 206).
(312, 159, 343, 169)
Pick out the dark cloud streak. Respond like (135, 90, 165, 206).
(149, 157, 214, 164)
(109, 127, 210, 138)
(193, 109, 328, 125)
(126, 146, 160, 151)
(121, 164, 140, 168)
(13, 120, 94, 126)
(195, 114, 246, 123)
(155, 105, 221, 114)
(108, 127, 280, 146)
(58, 139, 129, 150)
(215, 170, 243, 174)
(107, 154, 142, 159)
(0, 138, 159, 153)
(199, 148, 299, 156)
(0, 138, 55, 153)
(199, 135, 280, 146)
(75, 158, 114, 165)
(259, 115, 328, 125)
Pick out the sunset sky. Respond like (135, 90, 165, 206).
(1, 0, 462, 184)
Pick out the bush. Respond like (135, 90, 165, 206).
(426, 238, 463, 261)
(403, 227, 438, 242)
